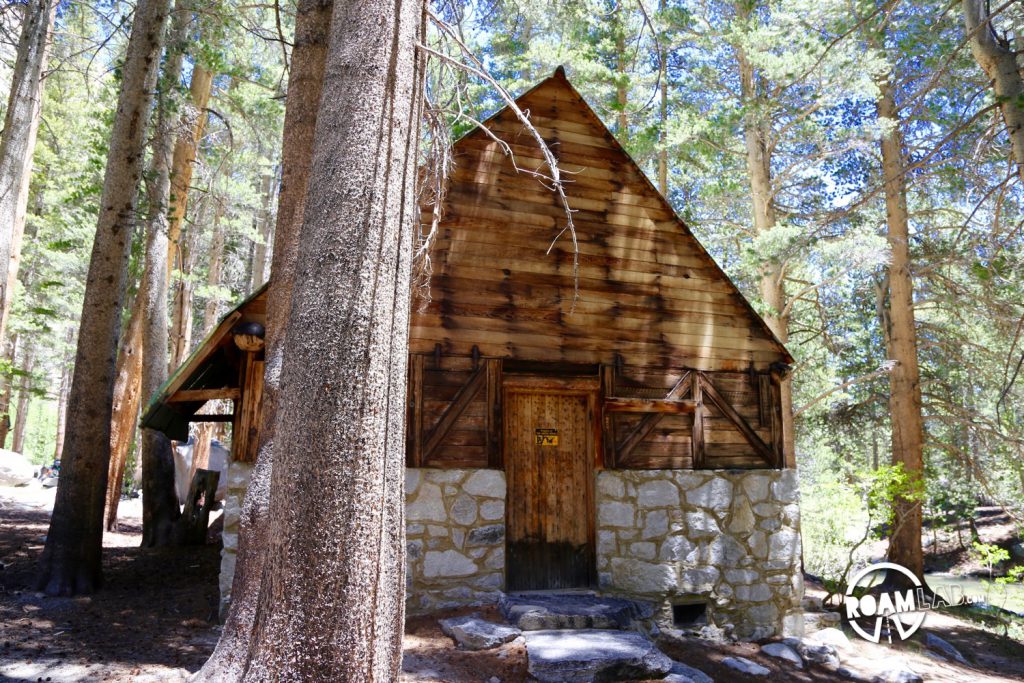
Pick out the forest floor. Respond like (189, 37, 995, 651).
(1, 482, 1023, 682)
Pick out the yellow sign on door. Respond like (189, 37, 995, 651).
(535, 428, 559, 446)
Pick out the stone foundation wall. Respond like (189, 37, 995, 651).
(596, 469, 804, 640)
(405, 468, 506, 613)
(218, 460, 253, 620)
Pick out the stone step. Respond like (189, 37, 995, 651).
(499, 592, 654, 631)
(524, 629, 674, 682)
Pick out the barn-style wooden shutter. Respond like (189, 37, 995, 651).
(406, 354, 502, 468)
(602, 365, 782, 469)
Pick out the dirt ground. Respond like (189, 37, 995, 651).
(3, 483, 1024, 682)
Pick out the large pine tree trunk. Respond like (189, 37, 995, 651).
(168, 64, 213, 370)
(0, 0, 56, 347)
(105, 292, 145, 530)
(250, 172, 275, 289)
(878, 78, 925, 578)
(11, 344, 34, 453)
(140, 1, 191, 548)
(0, 334, 16, 448)
(35, 0, 171, 596)
(168, 64, 213, 277)
(206, 0, 423, 678)
(193, 1, 332, 677)
(963, 0, 1024, 182)
(201, 196, 226, 332)
(657, 0, 668, 198)
(53, 329, 73, 463)
(736, 32, 796, 466)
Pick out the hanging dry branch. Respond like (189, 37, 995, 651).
(416, 9, 581, 305)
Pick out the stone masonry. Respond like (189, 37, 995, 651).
(596, 469, 804, 640)
(218, 460, 253, 620)
(405, 468, 507, 613)
(218, 464, 804, 639)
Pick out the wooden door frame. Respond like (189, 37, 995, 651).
(503, 379, 599, 590)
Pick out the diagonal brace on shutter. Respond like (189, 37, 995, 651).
(698, 372, 778, 467)
(422, 363, 488, 461)
(615, 371, 691, 463)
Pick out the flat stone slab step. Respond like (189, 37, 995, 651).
(524, 629, 674, 682)
(499, 592, 654, 631)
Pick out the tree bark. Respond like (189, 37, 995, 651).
(35, 0, 171, 596)
(53, 329, 73, 463)
(656, 0, 667, 195)
(105, 292, 145, 530)
(202, 0, 423, 678)
(250, 172, 275, 289)
(0, 334, 16, 448)
(614, 7, 628, 138)
(168, 63, 213, 277)
(168, 64, 213, 371)
(0, 0, 56, 347)
(193, 1, 332, 677)
(735, 22, 796, 466)
(201, 196, 226, 332)
(963, 0, 1024, 182)
(878, 77, 926, 579)
(11, 344, 34, 453)
(140, 0, 192, 548)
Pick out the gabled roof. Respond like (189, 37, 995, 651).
(140, 283, 268, 440)
(409, 67, 792, 370)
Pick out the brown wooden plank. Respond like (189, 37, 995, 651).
(691, 372, 706, 469)
(167, 387, 241, 403)
(422, 363, 487, 461)
(188, 414, 234, 422)
(698, 373, 775, 466)
(603, 397, 697, 414)
(614, 371, 691, 462)
(407, 354, 424, 467)
(485, 358, 502, 468)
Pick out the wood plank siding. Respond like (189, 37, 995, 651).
(408, 72, 789, 375)
(405, 70, 790, 471)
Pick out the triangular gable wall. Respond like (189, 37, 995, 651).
(409, 70, 790, 373)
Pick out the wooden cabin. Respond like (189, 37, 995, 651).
(143, 69, 805, 639)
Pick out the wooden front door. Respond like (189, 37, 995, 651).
(505, 387, 596, 591)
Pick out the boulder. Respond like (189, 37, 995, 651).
(0, 450, 33, 487)
(811, 626, 852, 651)
(721, 656, 770, 676)
(668, 661, 714, 683)
(760, 642, 803, 668)
(871, 662, 922, 683)
(784, 637, 840, 667)
(439, 616, 520, 650)
(524, 629, 673, 682)
(924, 632, 967, 665)
(500, 593, 652, 631)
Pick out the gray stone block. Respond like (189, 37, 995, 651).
(638, 479, 680, 508)
(463, 469, 505, 498)
(467, 524, 504, 546)
(685, 478, 733, 509)
(761, 642, 802, 667)
(722, 656, 770, 676)
(439, 616, 520, 650)
(423, 550, 478, 578)
(524, 629, 673, 682)
(598, 501, 635, 528)
(407, 482, 446, 522)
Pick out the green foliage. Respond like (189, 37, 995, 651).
(973, 542, 1011, 580)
